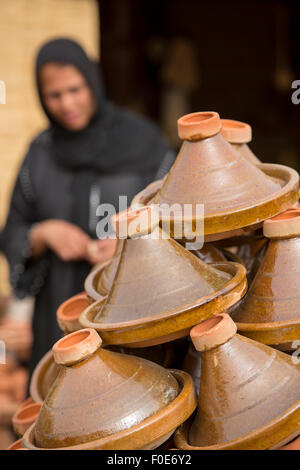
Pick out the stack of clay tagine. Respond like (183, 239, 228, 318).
(17, 111, 300, 450)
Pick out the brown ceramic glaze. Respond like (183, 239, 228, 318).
(233, 209, 300, 348)
(24, 329, 196, 450)
(30, 350, 61, 403)
(134, 112, 298, 238)
(84, 240, 124, 302)
(181, 340, 202, 396)
(57, 292, 91, 333)
(175, 313, 300, 450)
(12, 402, 42, 437)
(80, 228, 247, 347)
(221, 119, 261, 165)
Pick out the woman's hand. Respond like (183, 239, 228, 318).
(87, 238, 118, 265)
(29, 219, 90, 261)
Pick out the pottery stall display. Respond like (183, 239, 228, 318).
(132, 111, 299, 242)
(10, 109, 300, 452)
(233, 209, 300, 350)
(220, 119, 261, 165)
(79, 207, 247, 348)
(175, 313, 300, 450)
(23, 328, 196, 450)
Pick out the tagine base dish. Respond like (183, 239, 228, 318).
(132, 164, 298, 240)
(23, 370, 196, 450)
(80, 262, 247, 348)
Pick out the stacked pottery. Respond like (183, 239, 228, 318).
(25, 110, 300, 451)
(175, 314, 300, 450)
(23, 329, 196, 450)
(233, 208, 300, 351)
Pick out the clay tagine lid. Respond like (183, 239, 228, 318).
(221, 118, 261, 165)
(80, 208, 247, 347)
(30, 350, 61, 403)
(175, 313, 300, 450)
(134, 112, 298, 239)
(12, 402, 42, 437)
(24, 328, 196, 450)
(233, 208, 300, 347)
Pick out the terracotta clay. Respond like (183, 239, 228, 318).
(233, 209, 300, 348)
(175, 313, 300, 450)
(279, 435, 300, 450)
(7, 439, 28, 450)
(23, 328, 196, 450)
(221, 119, 261, 165)
(56, 292, 91, 333)
(12, 402, 42, 437)
(134, 112, 298, 239)
(80, 210, 247, 347)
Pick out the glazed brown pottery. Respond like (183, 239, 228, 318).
(23, 328, 196, 450)
(221, 119, 261, 165)
(175, 313, 300, 450)
(181, 340, 202, 396)
(233, 209, 300, 349)
(12, 402, 42, 437)
(80, 209, 247, 347)
(57, 292, 91, 333)
(134, 111, 298, 239)
(30, 350, 61, 403)
(85, 239, 124, 302)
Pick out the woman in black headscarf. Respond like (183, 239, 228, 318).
(2, 38, 174, 377)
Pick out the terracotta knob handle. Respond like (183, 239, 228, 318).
(111, 205, 159, 238)
(221, 119, 252, 144)
(263, 208, 300, 239)
(52, 328, 102, 366)
(177, 111, 221, 141)
(57, 292, 90, 333)
(190, 313, 237, 352)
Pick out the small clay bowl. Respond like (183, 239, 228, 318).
(12, 402, 42, 437)
(57, 292, 91, 333)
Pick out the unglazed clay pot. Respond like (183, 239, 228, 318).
(7, 438, 28, 450)
(12, 402, 42, 437)
(30, 350, 61, 403)
(80, 208, 247, 347)
(233, 209, 300, 349)
(221, 119, 261, 165)
(175, 313, 300, 450)
(133, 111, 298, 240)
(279, 436, 300, 450)
(57, 292, 91, 333)
(23, 328, 196, 450)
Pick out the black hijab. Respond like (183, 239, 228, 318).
(35, 38, 168, 175)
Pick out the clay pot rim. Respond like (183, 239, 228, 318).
(177, 112, 221, 141)
(263, 208, 300, 239)
(221, 119, 252, 144)
(190, 313, 237, 352)
(111, 205, 159, 238)
(132, 163, 299, 236)
(30, 349, 54, 403)
(175, 399, 300, 450)
(236, 320, 300, 347)
(22, 370, 196, 451)
(84, 261, 111, 302)
(7, 438, 28, 451)
(13, 402, 42, 425)
(131, 179, 163, 207)
(57, 292, 90, 333)
(52, 328, 102, 366)
(80, 261, 246, 331)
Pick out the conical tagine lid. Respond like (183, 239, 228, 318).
(27, 328, 196, 450)
(80, 207, 247, 347)
(175, 313, 300, 450)
(233, 209, 300, 346)
(221, 119, 261, 165)
(147, 112, 298, 237)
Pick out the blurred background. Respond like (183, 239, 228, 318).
(0, 0, 299, 449)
